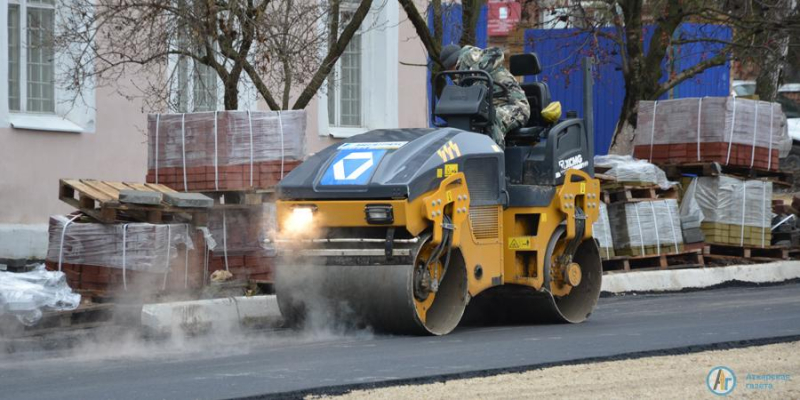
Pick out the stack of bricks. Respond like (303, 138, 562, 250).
(205, 203, 277, 282)
(46, 260, 205, 293)
(691, 176, 773, 248)
(634, 142, 779, 171)
(634, 97, 786, 172)
(607, 199, 685, 257)
(700, 224, 771, 247)
(207, 249, 276, 282)
(142, 111, 306, 286)
(145, 160, 302, 191)
(593, 202, 615, 259)
(208, 204, 274, 253)
(44, 216, 206, 295)
(146, 110, 306, 192)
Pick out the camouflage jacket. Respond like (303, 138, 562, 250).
(456, 46, 530, 111)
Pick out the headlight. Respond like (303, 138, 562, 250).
(284, 206, 316, 236)
(365, 204, 393, 224)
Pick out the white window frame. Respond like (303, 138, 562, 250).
(166, 3, 257, 113)
(1, 0, 96, 133)
(327, 20, 363, 129)
(170, 54, 223, 113)
(317, 0, 399, 138)
(542, 1, 615, 29)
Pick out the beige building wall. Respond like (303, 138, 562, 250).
(0, 1, 429, 260)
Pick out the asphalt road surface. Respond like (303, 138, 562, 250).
(2, 283, 800, 400)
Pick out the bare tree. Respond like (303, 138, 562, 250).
(398, 0, 485, 96)
(523, 0, 800, 154)
(56, 0, 377, 111)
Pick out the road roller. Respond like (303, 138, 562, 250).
(271, 53, 602, 335)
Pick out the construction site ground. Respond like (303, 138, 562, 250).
(319, 341, 800, 400)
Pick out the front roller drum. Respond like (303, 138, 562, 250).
(275, 238, 469, 335)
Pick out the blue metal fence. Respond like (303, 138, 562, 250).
(524, 24, 732, 154)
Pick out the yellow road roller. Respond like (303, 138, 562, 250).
(271, 53, 602, 335)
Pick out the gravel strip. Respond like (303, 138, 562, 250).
(314, 341, 800, 399)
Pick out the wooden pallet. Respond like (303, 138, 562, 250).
(659, 162, 791, 186)
(202, 189, 274, 207)
(603, 250, 705, 273)
(601, 184, 678, 204)
(703, 243, 789, 260)
(59, 179, 209, 225)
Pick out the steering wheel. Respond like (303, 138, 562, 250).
(459, 75, 509, 98)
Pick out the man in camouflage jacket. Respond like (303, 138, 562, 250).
(440, 44, 531, 145)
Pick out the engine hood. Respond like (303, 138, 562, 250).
(277, 127, 502, 201)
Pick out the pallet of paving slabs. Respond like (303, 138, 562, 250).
(700, 222, 772, 247)
(146, 160, 302, 192)
(634, 97, 786, 172)
(613, 243, 687, 257)
(59, 179, 210, 225)
(602, 249, 705, 273)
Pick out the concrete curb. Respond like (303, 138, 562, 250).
(601, 261, 800, 294)
(138, 262, 800, 332)
(141, 295, 281, 334)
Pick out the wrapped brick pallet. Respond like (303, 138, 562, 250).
(593, 202, 615, 259)
(146, 110, 306, 191)
(608, 199, 684, 256)
(634, 97, 788, 171)
(44, 215, 205, 293)
(693, 176, 772, 247)
(208, 203, 275, 253)
(206, 203, 277, 282)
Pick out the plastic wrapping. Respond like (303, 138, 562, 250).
(693, 176, 772, 228)
(635, 97, 788, 152)
(593, 202, 615, 259)
(594, 155, 675, 190)
(690, 176, 773, 247)
(45, 215, 195, 272)
(147, 110, 306, 170)
(208, 203, 277, 254)
(679, 178, 704, 229)
(608, 199, 684, 254)
(0, 265, 81, 326)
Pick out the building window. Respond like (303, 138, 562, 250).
(328, 10, 363, 128)
(318, 0, 398, 138)
(7, 0, 56, 114)
(171, 0, 218, 113)
(193, 63, 217, 112)
(174, 57, 218, 113)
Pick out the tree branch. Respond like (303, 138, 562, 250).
(292, 0, 373, 109)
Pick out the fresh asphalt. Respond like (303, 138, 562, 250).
(1, 283, 799, 400)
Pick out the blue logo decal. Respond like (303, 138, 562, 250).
(320, 149, 386, 186)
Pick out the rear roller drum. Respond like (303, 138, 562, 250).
(540, 225, 603, 323)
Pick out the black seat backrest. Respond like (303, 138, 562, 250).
(522, 82, 551, 127)
(508, 53, 551, 128)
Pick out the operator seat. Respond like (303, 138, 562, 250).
(509, 53, 551, 128)
(505, 53, 551, 145)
